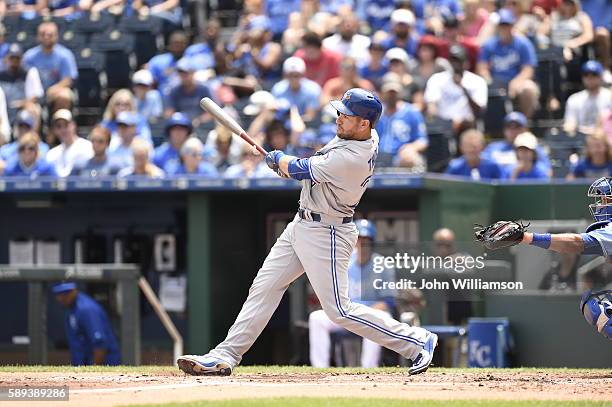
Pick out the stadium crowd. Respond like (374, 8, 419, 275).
(0, 0, 609, 180)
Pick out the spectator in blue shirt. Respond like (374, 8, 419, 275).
(3, 131, 57, 177)
(131, 0, 182, 30)
(271, 57, 321, 122)
(184, 18, 221, 72)
(358, 41, 389, 90)
(132, 70, 163, 122)
(445, 129, 503, 180)
(39, 0, 81, 19)
(411, 0, 462, 34)
(146, 31, 188, 95)
(477, 9, 539, 118)
(73, 126, 121, 177)
(381, 9, 419, 57)
(153, 112, 192, 174)
(164, 58, 213, 123)
(483, 111, 551, 173)
(375, 79, 428, 169)
(23, 21, 77, 112)
(232, 16, 282, 84)
(0, 110, 48, 162)
(505, 131, 550, 180)
(108, 111, 149, 171)
(265, 0, 301, 40)
(53, 282, 120, 366)
(580, 0, 610, 72)
(355, 0, 395, 33)
(568, 130, 612, 180)
(173, 137, 218, 177)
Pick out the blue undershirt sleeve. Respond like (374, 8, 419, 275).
(287, 158, 312, 181)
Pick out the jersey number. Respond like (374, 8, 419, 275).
(361, 150, 378, 188)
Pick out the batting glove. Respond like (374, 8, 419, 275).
(265, 150, 285, 171)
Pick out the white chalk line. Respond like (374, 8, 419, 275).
(71, 380, 448, 394)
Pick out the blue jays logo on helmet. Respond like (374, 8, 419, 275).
(587, 177, 612, 222)
(580, 290, 612, 340)
(329, 88, 383, 127)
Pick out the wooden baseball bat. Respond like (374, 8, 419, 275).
(200, 97, 268, 155)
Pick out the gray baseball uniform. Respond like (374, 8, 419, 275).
(207, 130, 430, 366)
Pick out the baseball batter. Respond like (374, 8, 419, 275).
(177, 88, 438, 376)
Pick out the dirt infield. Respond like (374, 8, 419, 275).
(1, 368, 610, 406)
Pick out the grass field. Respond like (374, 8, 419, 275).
(0, 366, 609, 407)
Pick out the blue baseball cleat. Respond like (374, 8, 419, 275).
(408, 333, 438, 375)
(177, 354, 233, 376)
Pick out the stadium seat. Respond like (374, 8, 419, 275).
(91, 29, 135, 90)
(1, 14, 22, 33)
(118, 14, 164, 68)
(544, 129, 586, 178)
(425, 117, 455, 173)
(59, 30, 88, 54)
(484, 86, 511, 139)
(6, 30, 37, 53)
(536, 47, 565, 120)
(148, 119, 167, 147)
(75, 48, 105, 110)
(73, 12, 115, 35)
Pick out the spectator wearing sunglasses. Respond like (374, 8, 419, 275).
(3, 131, 56, 177)
(172, 137, 218, 176)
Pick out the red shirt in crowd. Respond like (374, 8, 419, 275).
(293, 48, 342, 87)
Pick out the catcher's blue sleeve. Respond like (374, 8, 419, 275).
(582, 223, 612, 257)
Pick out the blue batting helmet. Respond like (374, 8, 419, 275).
(580, 290, 612, 340)
(587, 177, 612, 222)
(330, 88, 383, 127)
(355, 219, 376, 240)
(165, 112, 193, 134)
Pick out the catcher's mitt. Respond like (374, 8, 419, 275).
(474, 220, 529, 250)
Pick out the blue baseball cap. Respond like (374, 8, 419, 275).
(498, 8, 516, 25)
(52, 282, 77, 294)
(582, 60, 603, 76)
(248, 15, 271, 32)
(16, 110, 35, 127)
(356, 219, 376, 240)
(165, 112, 193, 133)
(116, 111, 138, 126)
(504, 111, 527, 127)
(330, 88, 383, 127)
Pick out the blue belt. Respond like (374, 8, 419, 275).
(298, 209, 353, 224)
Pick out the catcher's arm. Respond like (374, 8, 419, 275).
(521, 232, 586, 254)
(474, 220, 603, 254)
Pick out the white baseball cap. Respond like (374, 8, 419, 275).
(385, 47, 410, 65)
(283, 57, 306, 75)
(132, 69, 154, 86)
(391, 9, 415, 26)
(243, 91, 276, 116)
(514, 132, 538, 151)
